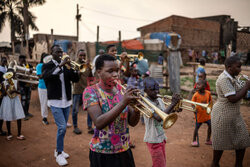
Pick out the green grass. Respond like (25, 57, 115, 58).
(207, 79, 216, 92)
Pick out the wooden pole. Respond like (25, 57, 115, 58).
(76, 4, 79, 41)
(97, 26, 99, 42)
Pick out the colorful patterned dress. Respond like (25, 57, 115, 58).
(82, 83, 130, 154)
(212, 70, 250, 150)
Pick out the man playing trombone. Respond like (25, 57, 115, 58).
(42, 45, 79, 166)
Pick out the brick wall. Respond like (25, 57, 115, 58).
(138, 15, 220, 52)
(237, 32, 250, 52)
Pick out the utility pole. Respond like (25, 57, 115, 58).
(76, 4, 81, 41)
(23, 1, 29, 58)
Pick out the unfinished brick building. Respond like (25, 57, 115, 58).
(137, 15, 220, 52)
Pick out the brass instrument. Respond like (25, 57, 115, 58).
(238, 73, 249, 87)
(8, 60, 38, 84)
(118, 83, 178, 129)
(159, 95, 213, 115)
(62, 55, 92, 73)
(3, 72, 17, 98)
(116, 54, 138, 62)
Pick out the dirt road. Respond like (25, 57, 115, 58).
(0, 90, 249, 167)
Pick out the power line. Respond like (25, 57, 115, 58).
(82, 6, 154, 22)
(84, 20, 138, 33)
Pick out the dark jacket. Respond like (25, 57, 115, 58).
(42, 60, 79, 100)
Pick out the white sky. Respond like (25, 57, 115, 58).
(0, 0, 249, 42)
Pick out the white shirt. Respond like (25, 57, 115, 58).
(91, 55, 100, 76)
(47, 59, 72, 108)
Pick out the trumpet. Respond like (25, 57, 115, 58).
(118, 83, 178, 129)
(62, 55, 92, 73)
(238, 73, 249, 87)
(159, 95, 213, 115)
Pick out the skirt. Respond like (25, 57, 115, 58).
(0, 96, 25, 121)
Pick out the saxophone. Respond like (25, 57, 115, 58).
(3, 72, 17, 98)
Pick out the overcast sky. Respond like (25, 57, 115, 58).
(0, 0, 249, 42)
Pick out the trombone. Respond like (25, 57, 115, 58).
(159, 95, 213, 115)
(118, 83, 178, 129)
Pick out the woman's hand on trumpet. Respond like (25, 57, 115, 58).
(122, 88, 139, 106)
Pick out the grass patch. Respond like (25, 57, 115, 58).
(207, 79, 216, 92)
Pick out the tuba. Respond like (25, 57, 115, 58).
(118, 82, 178, 129)
(3, 72, 17, 98)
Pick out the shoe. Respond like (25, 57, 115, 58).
(54, 150, 69, 159)
(24, 116, 29, 121)
(73, 127, 82, 135)
(87, 127, 94, 134)
(6, 135, 13, 141)
(42, 118, 49, 125)
(17, 135, 25, 140)
(0, 130, 7, 136)
(56, 154, 68, 166)
(27, 113, 33, 118)
(205, 140, 212, 145)
(191, 141, 199, 147)
(66, 123, 72, 128)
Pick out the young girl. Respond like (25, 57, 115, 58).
(143, 77, 181, 167)
(0, 69, 25, 140)
(211, 56, 250, 167)
(191, 80, 212, 147)
(82, 54, 140, 167)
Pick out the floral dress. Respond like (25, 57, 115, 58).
(212, 70, 250, 150)
(82, 84, 130, 154)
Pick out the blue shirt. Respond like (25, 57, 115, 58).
(196, 65, 205, 82)
(36, 63, 46, 89)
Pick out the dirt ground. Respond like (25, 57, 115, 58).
(0, 74, 250, 167)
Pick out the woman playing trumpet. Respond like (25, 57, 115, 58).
(82, 54, 140, 167)
(211, 56, 250, 167)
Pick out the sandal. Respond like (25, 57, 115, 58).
(191, 141, 199, 147)
(17, 135, 25, 140)
(205, 140, 212, 145)
(6, 135, 13, 141)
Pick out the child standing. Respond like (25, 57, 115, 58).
(0, 69, 25, 140)
(191, 80, 212, 147)
(194, 72, 210, 91)
(143, 77, 181, 167)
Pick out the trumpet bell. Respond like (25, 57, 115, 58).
(163, 113, 178, 129)
(3, 72, 14, 79)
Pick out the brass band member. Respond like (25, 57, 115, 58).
(36, 53, 51, 125)
(0, 69, 25, 140)
(71, 49, 93, 135)
(211, 56, 250, 167)
(82, 54, 140, 167)
(18, 55, 34, 120)
(42, 45, 79, 166)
